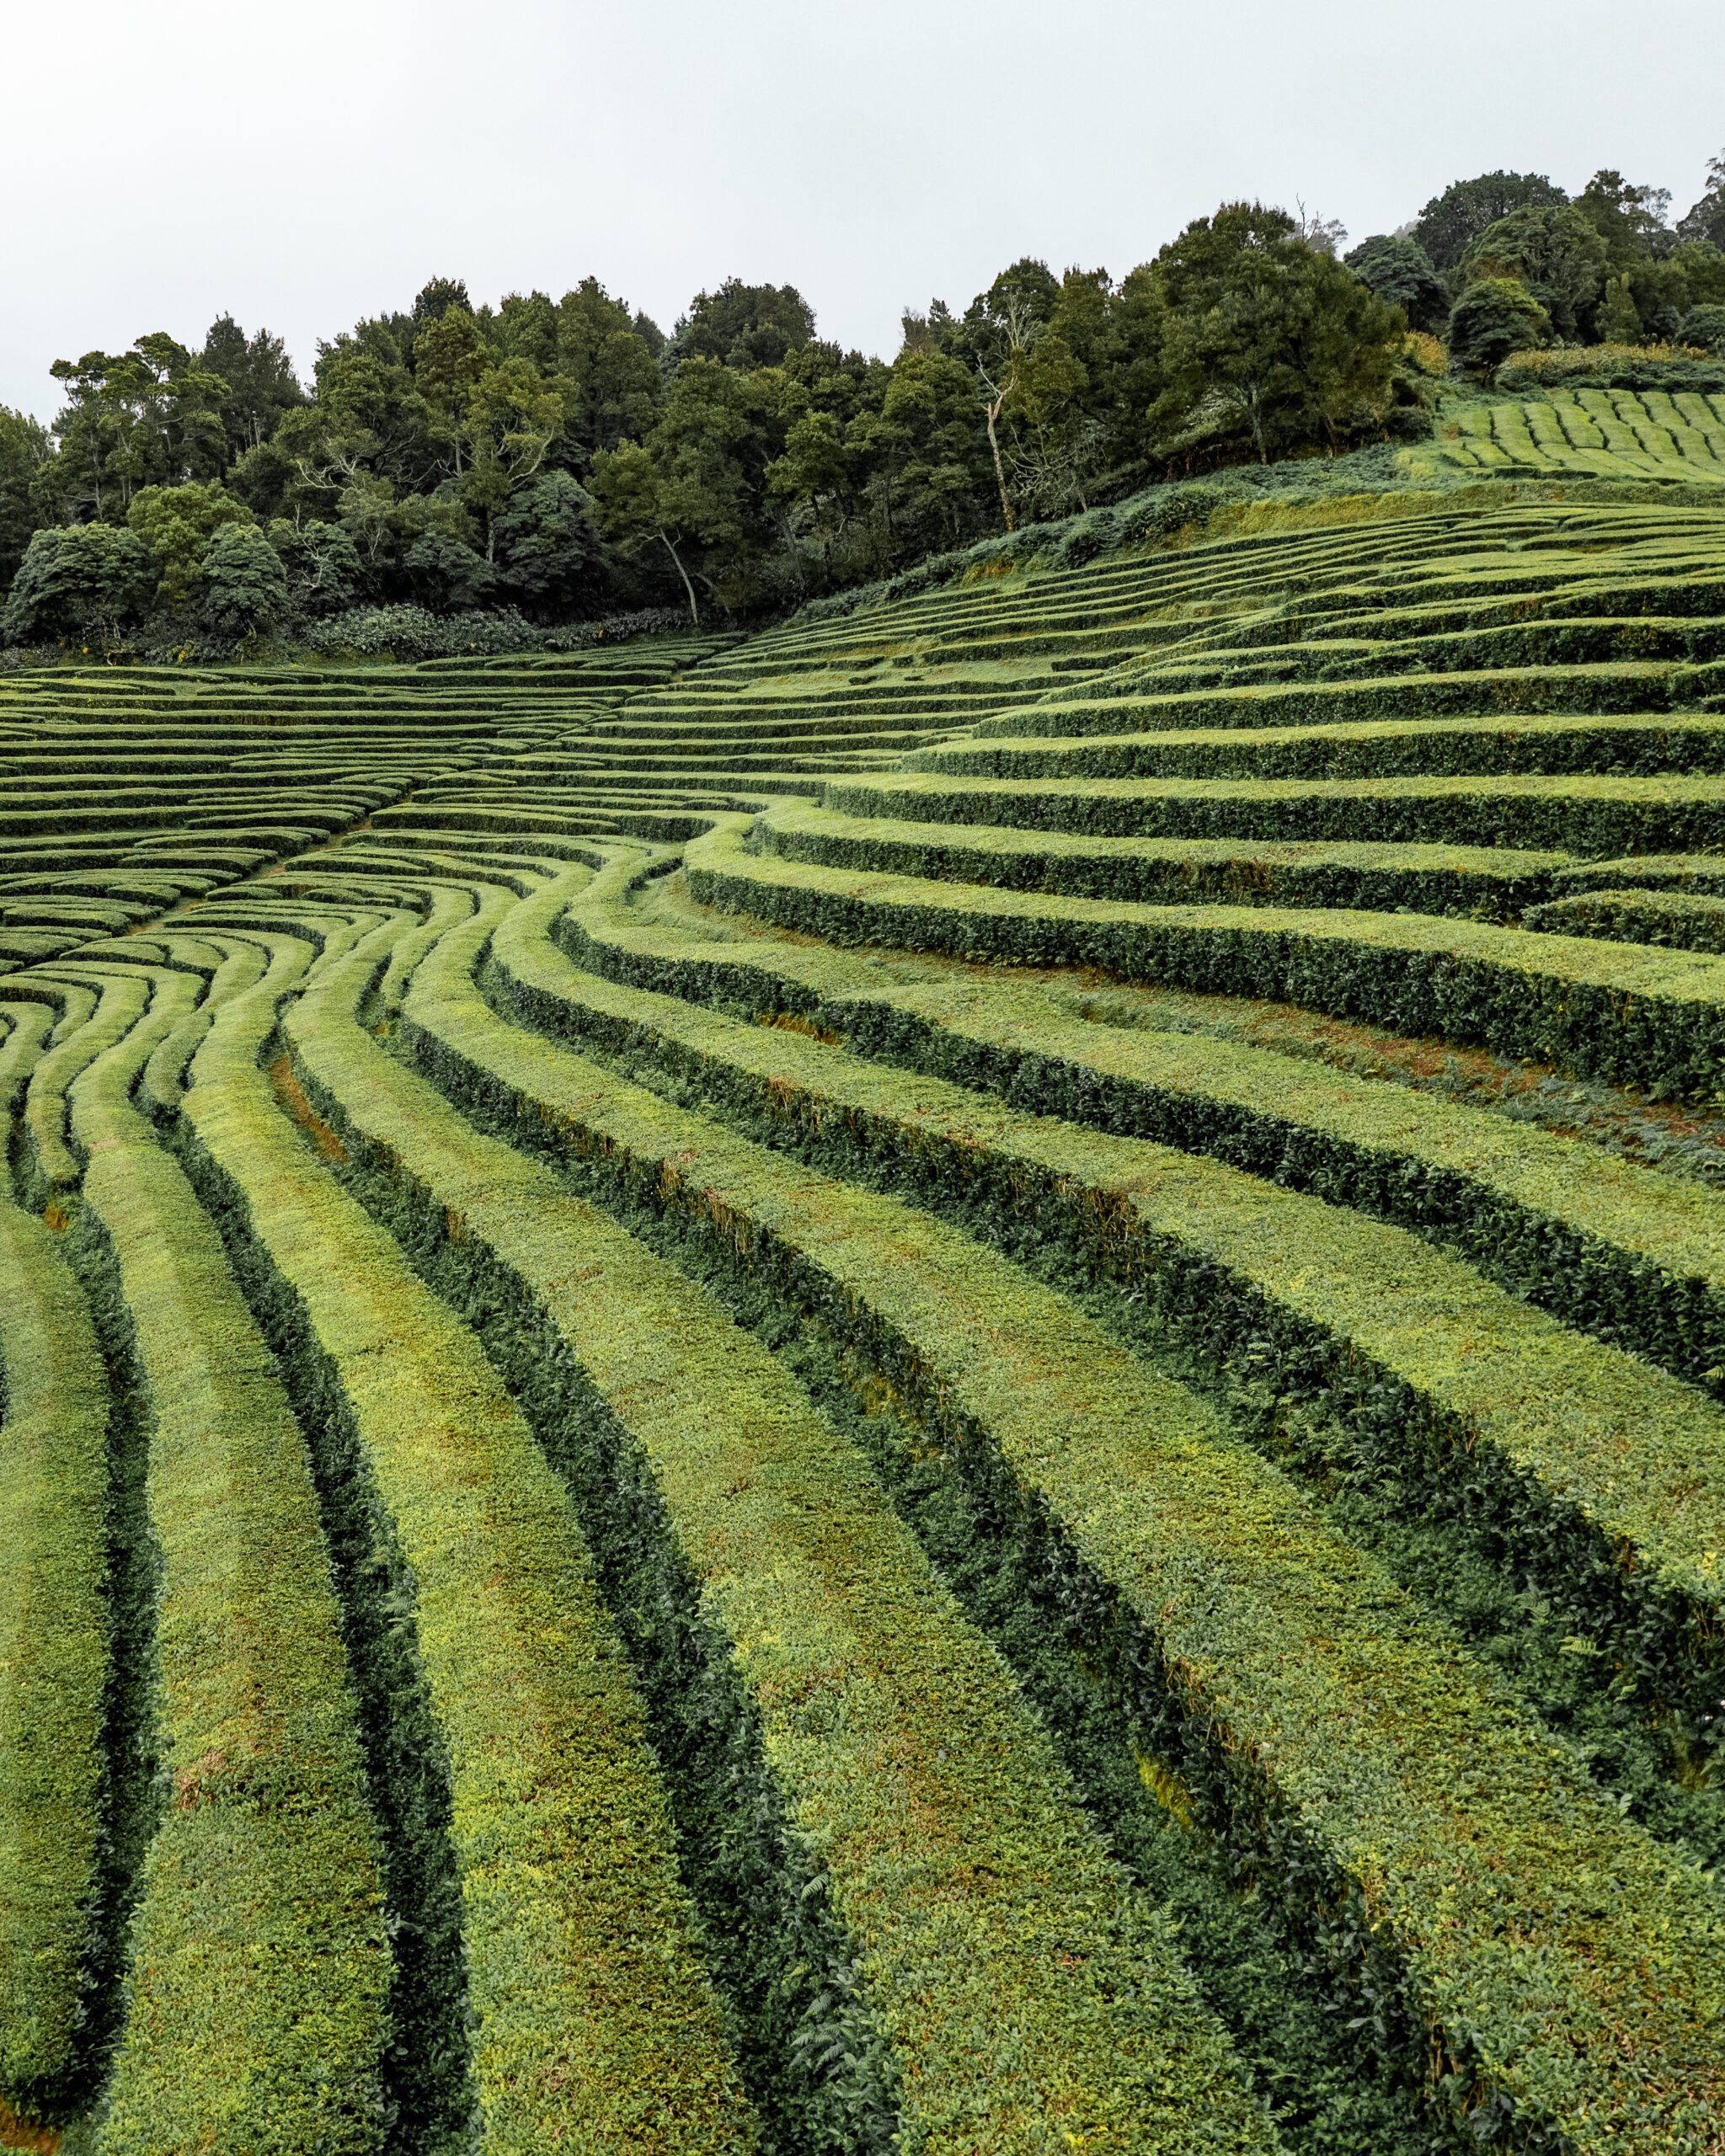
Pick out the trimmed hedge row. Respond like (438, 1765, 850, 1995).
(394, 883, 1725, 2156)
(60, 969, 390, 2156)
(176, 932, 757, 2156)
(371, 884, 489, 1016)
(0, 1000, 54, 1123)
(1498, 359, 1725, 394)
(136, 939, 256, 1117)
(684, 823, 1725, 1098)
(756, 800, 1563, 920)
(20, 969, 163, 1201)
(977, 659, 1725, 737)
(1182, 573, 1725, 640)
(906, 710, 1725, 783)
(1524, 886, 1725, 953)
(0, 1199, 109, 2121)
(828, 769, 1725, 858)
(1088, 614, 1725, 691)
(1551, 851, 1725, 896)
(285, 912, 1281, 2156)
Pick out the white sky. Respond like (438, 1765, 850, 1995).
(3, 0, 1722, 421)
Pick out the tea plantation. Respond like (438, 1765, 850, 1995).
(8, 496, 1725, 2156)
(1422, 389, 1725, 484)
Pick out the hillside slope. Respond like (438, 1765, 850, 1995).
(4, 499, 1725, 2156)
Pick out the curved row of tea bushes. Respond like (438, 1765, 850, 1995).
(971, 660, 1725, 737)
(18, 969, 158, 1200)
(283, 914, 1283, 2156)
(827, 768, 1725, 857)
(175, 920, 759, 2156)
(56, 963, 391, 2156)
(1172, 569, 1725, 643)
(131, 941, 243, 1118)
(1524, 885, 1725, 952)
(0, 1199, 110, 2119)
(387, 883, 1725, 2156)
(755, 799, 1564, 919)
(682, 823, 1725, 1097)
(554, 849, 1725, 1396)
(0, 999, 54, 1124)
(909, 710, 1725, 782)
(1550, 851, 1725, 895)
(1093, 614, 1725, 691)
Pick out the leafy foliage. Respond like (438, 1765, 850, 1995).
(1344, 235, 1449, 333)
(126, 480, 254, 606)
(1, 521, 155, 643)
(1685, 302, 1725, 355)
(1150, 204, 1404, 463)
(8, 152, 1725, 645)
(1413, 168, 1569, 270)
(1461, 204, 1610, 340)
(200, 522, 290, 638)
(1446, 277, 1551, 376)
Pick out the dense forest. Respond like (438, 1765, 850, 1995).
(3, 154, 1724, 655)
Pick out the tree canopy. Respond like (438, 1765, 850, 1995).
(1680, 154, 1725, 248)
(6, 147, 1724, 649)
(1413, 171, 1569, 270)
(1344, 236, 1449, 334)
(1461, 205, 1610, 341)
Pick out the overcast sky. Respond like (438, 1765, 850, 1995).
(3, 0, 1722, 420)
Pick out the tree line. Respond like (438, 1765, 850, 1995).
(1349, 158, 1725, 371)
(3, 152, 1723, 651)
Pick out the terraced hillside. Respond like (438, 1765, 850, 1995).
(6, 499, 1725, 2156)
(1418, 387, 1725, 485)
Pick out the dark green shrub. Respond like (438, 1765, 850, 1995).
(1683, 302, 1725, 354)
(1345, 236, 1450, 333)
(200, 522, 290, 638)
(1446, 280, 1551, 376)
(1, 523, 155, 643)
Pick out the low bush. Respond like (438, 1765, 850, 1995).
(1524, 883, 1725, 952)
(1497, 345, 1725, 392)
(297, 603, 693, 662)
